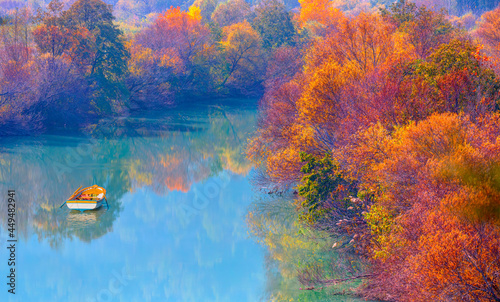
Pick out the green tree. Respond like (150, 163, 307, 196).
(380, 0, 418, 26)
(297, 153, 360, 228)
(61, 0, 128, 81)
(211, 0, 250, 27)
(33, 0, 129, 119)
(411, 39, 500, 116)
(252, 0, 295, 49)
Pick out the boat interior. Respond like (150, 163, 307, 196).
(75, 193, 105, 201)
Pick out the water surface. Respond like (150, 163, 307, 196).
(0, 99, 368, 301)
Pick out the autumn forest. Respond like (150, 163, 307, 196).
(1, 0, 500, 300)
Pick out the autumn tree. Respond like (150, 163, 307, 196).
(382, 0, 455, 58)
(248, 4, 500, 300)
(248, 11, 397, 186)
(0, 7, 33, 101)
(413, 39, 500, 116)
(476, 5, 500, 49)
(129, 6, 214, 104)
(264, 45, 302, 89)
(248, 3, 500, 188)
(33, 24, 74, 58)
(32, 0, 129, 117)
(353, 113, 500, 301)
(0, 7, 39, 135)
(136, 6, 211, 70)
(0, 4, 91, 133)
(192, 0, 219, 22)
(216, 20, 265, 93)
(296, 0, 345, 36)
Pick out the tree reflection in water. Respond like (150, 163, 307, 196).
(0, 99, 256, 249)
(247, 193, 371, 301)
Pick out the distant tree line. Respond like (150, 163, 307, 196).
(1, 0, 500, 136)
(0, 0, 297, 134)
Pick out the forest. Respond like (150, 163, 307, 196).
(245, 0, 500, 301)
(0, 0, 293, 134)
(0, 0, 499, 135)
(1, 0, 500, 300)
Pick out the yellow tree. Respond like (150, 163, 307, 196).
(217, 21, 264, 91)
(191, 0, 218, 22)
(297, 0, 345, 36)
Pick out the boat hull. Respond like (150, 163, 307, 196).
(65, 185, 107, 211)
(66, 198, 104, 211)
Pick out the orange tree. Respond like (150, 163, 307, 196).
(128, 6, 213, 104)
(354, 113, 500, 301)
(247, 2, 500, 297)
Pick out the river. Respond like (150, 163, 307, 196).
(0, 99, 368, 301)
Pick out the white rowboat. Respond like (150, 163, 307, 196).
(65, 185, 107, 211)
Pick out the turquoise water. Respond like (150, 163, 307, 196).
(0, 99, 369, 301)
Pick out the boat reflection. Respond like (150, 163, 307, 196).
(67, 208, 104, 227)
